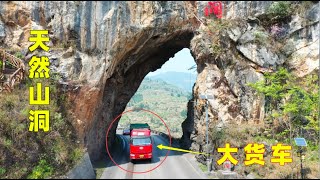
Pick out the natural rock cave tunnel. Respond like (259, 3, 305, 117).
(84, 30, 199, 161)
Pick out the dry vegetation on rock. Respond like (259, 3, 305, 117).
(0, 74, 84, 178)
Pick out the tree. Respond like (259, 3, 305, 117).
(249, 67, 294, 113)
(132, 93, 143, 103)
(180, 109, 188, 118)
(187, 93, 193, 100)
(138, 103, 145, 109)
(248, 67, 318, 136)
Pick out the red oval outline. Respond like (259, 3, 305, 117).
(106, 108, 172, 174)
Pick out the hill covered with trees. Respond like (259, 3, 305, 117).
(118, 77, 192, 138)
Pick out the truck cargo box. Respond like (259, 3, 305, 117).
(131, 129, 151, 137)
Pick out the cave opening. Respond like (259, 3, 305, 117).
(117, 48, 197, 139)
(85, 30, 198, 161)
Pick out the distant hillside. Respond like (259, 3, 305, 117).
(148, 71, 197, 93)
(118, 77, 192, 138)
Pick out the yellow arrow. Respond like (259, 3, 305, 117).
(157, 144, 210, 156)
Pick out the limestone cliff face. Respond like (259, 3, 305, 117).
(0, 1, 318, 161)
(184, 1, 319, 153)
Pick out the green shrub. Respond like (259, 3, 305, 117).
(210, 126, 226, 146)
(15, 52, 24, 59)
(248, 67, 318, 140)
(70, 148, 83, 163)
(208, 19, 231, 34)
(27, 159, 54, 179)
(3, 138, 12, 148)
(211, 44, 222, 56)
(53, 112, 64, 129)
(253, 30, 268, 45)
(132, 93, 143, 103)
(138, 103, 145, 109)
(267, 1, 291, 17)
(0, 167, 6, 176)
(198, 163, 207, 172)
(3, 60, 16, 69)
(180, 109, 187, 117)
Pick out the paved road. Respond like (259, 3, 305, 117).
(100, 134, 207, 179)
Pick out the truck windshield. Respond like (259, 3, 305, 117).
(131, 137, 151, 146)
(130, 123, 150, 130)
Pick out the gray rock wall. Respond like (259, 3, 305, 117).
(65, 153, 96, 179)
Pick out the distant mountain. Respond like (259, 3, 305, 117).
(147, 71, 197, 93)
(119, 77, 192, 138)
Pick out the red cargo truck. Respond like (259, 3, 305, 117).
(129, 128, 152, 162)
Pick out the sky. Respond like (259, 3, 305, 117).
(147, 48, 197, 76)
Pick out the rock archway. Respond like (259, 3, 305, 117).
(85, 30, 196, 160)
(40, 1, 275, 161)
(54, 1, 203, 161)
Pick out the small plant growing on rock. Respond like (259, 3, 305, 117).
(70, 148, 84, 163)
(253, 30, 268, 45)
(0, 60, 3, 73)
(206, 19, 231, 58)
(14, 52, 23, 59)
(207, 19, 231, 36)
(0, 167, 6, 177)
(27, 159, 54, 179)
(267, 1, 291, 18)
(210, 44, 222, 56)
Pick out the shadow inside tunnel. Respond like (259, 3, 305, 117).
(92, 133, 189, 172)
